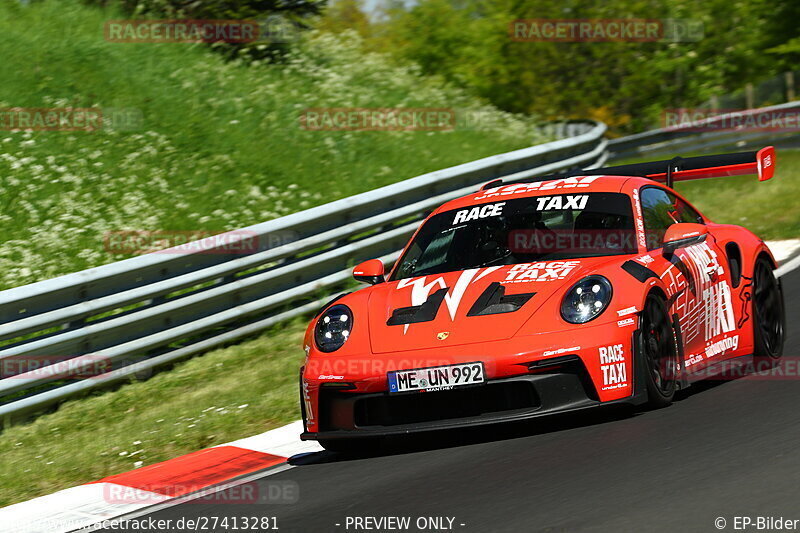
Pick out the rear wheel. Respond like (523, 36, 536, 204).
(752, 257, 784, 368)
(639, 294, 678, 407)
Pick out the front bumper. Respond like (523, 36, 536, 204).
(301, 319, 645, 440)
(302, 352, 645, 441)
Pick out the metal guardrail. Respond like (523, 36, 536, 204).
(0, 121, 607, 426)
(609, 101, 800, 160)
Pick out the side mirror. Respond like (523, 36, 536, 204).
(663, 223, 709, 254)
(353, 259, 385, 285)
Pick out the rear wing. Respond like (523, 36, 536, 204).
(483, 146, 776, 190)
(580, 146, 775, 187)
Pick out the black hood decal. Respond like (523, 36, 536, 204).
(387, 287, 448, 325)
(467, 282, 535, 316)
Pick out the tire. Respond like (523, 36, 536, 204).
(639, 294, 679, 407)
(752, 257, 785, 369)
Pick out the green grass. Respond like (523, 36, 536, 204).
(0, 0, 545, 290)
(0, 319, 307, 507)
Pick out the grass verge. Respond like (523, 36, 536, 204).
(0, 319, 307, 507)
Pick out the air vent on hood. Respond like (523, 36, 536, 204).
(467, 282, 535, 316)
(387, 287, 448, 326)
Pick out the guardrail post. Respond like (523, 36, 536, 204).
(63, 318, 86, 331)
(61, 284, 90, 330)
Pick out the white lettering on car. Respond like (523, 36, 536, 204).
(704, 280, 736, 339)
(452, 202, 506, 225)
(599, 343, 629, 390)
(705, 334, 739, 359)
(474, 176, 599, 201)
(504, 260, 581, 283)
(535, 194, 589, 211)
(396, 267, 502, 332)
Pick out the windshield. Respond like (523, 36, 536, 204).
(391, 192, 636, 281)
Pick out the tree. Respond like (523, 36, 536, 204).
(376, 0, 794, 132)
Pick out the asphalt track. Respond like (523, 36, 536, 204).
(100, 266, 800, 533)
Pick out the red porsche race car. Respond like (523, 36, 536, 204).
(299, 147, 785, 451)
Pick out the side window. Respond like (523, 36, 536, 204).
(640, 188, 676, 249)
(674, 197, 704, 224)
(640, 187, 705, 249)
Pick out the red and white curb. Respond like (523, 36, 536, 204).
(0, 421, 321, 533)
(2, 240, 799, 533)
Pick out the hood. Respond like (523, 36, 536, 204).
(367, 257, 619, 353)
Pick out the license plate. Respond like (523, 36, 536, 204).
(388, 362, 485, 393)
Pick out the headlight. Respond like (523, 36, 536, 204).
(314, 304, 353, 352)
(560, 276, 613, 324)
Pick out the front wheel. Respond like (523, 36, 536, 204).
(639, 294, 679, 408)
(752, 257, 785, 368)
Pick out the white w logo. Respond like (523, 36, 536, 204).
(396, 267, 502, 331)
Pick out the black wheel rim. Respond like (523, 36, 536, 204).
(754, 262, 783, 356)
(641, 299, 676, 394)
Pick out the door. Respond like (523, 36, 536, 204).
(639, 186, 739, 371)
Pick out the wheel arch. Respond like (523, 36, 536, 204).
(636, 284, 670, 318)
(755, 248, 778, 271)
(646, 285, 669, 302)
